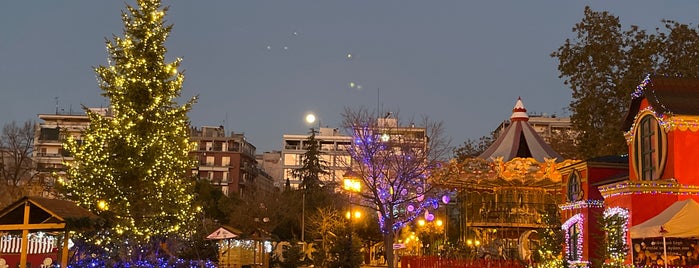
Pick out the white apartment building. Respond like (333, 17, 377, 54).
(282, 127, 352, 189)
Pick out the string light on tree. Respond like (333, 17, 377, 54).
(62, 0, 198, 265)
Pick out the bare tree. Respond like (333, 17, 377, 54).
(340, 107, 450, 268)
(0, 120, 36, 207)
(307, 207, 343, 267)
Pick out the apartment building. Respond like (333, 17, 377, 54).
(282, 127, 352, 189)
(189, 126, 274, 199)
(33, 108, 111, 197)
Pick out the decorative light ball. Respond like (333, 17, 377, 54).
(407, 204, 415, 212)
(417, 194, 424, 201)
(426, 213, 435, 222)
(401, 189, 408, 196)
(442, 195, 450, 204)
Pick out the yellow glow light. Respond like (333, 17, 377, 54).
(343, 179, 361, 192)
(97, 200, 108, 211)
(305, 113, 316, 124)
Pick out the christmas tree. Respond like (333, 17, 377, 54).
(62, 0, 197, 262)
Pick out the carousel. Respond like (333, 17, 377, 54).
(437, 98, 574, 261)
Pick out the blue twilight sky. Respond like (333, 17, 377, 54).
(1, 1, 698, 153)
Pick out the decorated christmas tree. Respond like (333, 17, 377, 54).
(62, 0, 197, 263)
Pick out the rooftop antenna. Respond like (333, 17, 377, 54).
(225, 112, 229, 134)
(377, 88, 380, 118)
(55, 97, 59, 114)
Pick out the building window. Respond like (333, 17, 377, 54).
(284, 154, 301, 165)
(633, 114, 666, 181)
(567, 170, 583, 202)
(39, 128, 60, 141)
(563, 214, 584, 263)
(568, 223, 580, 261)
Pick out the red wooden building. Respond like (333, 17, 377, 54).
(560, 75, 699, 267)
(559, 156, 627, 266)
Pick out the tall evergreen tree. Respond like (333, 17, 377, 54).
(62, 0, 197, 263)
(292, 129, 330, 191)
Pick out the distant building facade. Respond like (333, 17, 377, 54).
(189, 126, 274, 199)
(256, 151, 282, 189)
(282, 127, 352, 189)
(494, 113, 573, 144)
(33, 108, 112, 198)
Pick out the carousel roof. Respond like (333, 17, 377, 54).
(479, 98, 563, 163)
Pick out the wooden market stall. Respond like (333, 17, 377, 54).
(0, 196, 99, 268)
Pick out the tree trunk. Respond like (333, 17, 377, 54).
(384, 231, 395, 268)
(383, 216, 397, 268)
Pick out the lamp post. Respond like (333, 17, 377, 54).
(343, 171, 362, 261)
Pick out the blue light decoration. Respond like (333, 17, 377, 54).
(347, 121, 442, 234)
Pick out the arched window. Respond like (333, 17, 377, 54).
(633, 114, 667, 180)
(567, 170, 583, 202)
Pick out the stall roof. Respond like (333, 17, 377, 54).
(630, 199, 699, 239)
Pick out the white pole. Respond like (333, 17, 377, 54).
(662, 236, 668, 268)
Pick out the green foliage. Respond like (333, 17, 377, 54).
(194, 179, 234, 223)
(278, 243, 307, 268)
(535, 205, 565, 266)
(600, 211, 629, 267)
(61, 0, 198, 264)
(452, 132, 495, 162)
(327, 227, 363, 268)
(292, 129, 330, 191)
(553, 6, 699, 159)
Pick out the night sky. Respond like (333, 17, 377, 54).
(2, 1, 698, 153)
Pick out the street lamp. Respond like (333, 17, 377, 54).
(343, 170, 362, 257)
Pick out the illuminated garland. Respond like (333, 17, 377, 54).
(61, 0, 199, 264)
(630, 74, 652, 99)
(625, 75, 699, 144)
(560, 199, 605, 210)
(602, 207, 629, 266)
(599, 180, 699, 198)
(562, 213, 587, 267)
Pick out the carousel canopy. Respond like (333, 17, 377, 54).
(479, 98, 563, 162)
(630, 199, 699, 239)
